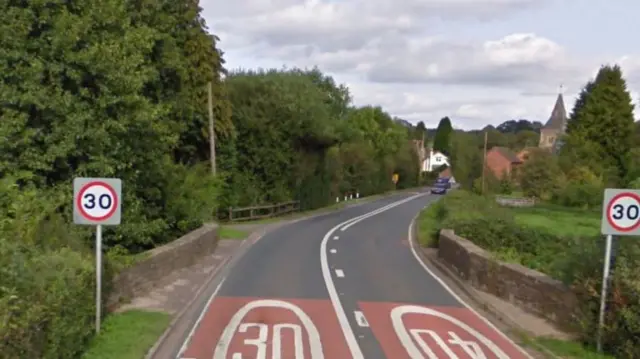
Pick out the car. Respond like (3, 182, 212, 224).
(430, 182, 448, 194)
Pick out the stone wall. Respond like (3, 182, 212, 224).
(495, 196, 535, 207)
(108, 223, 219, 309)
(437, 229, 577, 329)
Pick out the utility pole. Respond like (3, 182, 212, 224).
(481, 131, 488, 194)
(208, 81, 216, 175)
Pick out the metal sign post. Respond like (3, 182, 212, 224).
(598, 188, 640, 351)
(73, 178, 122, 334)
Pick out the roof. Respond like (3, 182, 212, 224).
(439, 167, 452, 178)
(543, 93, 567, 131)
(489, 146, 521, 163)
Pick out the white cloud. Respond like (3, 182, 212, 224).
(201, 0, 640, 130)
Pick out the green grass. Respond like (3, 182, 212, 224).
(218, 226, 250, 239)
(533, 337, 614, 359)
(82, 310, 171, 359)
(513, 204, 601, 237)
(416, 202, 442, 247)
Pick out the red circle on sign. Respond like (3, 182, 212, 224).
(76, 181, 118, 221)
(606, 192, 640, 232)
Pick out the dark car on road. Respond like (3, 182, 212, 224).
(430, 181, 448, 194)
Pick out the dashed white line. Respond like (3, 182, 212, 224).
(320, 193, 427, 359)
(335, 269, 345, 277)
(333, 236, 339, 240)
(354, 311, 369, 327)
(330, 248, 337, 253)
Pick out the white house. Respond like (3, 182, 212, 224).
(422, 149, 449, 172)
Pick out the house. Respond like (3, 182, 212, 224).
(517, 147, 537, 161)
(538, 89, 567, 153)
(422, 148, 449, 172)
(486, 146, 522, 179)
(411, 139, 450, 172)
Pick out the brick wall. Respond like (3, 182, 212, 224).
(108, 223, 219, 309)
(437, 229, 578, 330)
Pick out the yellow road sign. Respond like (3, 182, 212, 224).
(392, 173, 399, 184)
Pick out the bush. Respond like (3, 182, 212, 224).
(424, 190, 640, 358)
(0, 180, 108, 359)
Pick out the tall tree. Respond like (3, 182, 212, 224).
(433, 116, 453, 154)
(562, 65, 635, 185)
(415, 121, 427, 140)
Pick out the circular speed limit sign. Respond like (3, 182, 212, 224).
(76, 181, 119, 221)
(606, 192, 640, 232)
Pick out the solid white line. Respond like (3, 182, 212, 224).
(407, 217, 535, 359)
(330, 248, 337, 253)
(321, 193, 427, 359)
(175, 277, 226, 359)
(340, 194, 424, 232)
(354, 311, 369, 327)
(335, 269, 345, 277)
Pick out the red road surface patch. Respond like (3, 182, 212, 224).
(181, 296, 350, 359)
(359, 301, 528, 359)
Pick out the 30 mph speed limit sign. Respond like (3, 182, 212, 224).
(73, 177, 122, 225)
(601, 188, 640, 235)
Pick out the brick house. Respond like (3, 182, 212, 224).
(486, 146, 522, 179)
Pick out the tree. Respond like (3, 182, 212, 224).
(519, 149, 562, 198)
(433, 116, 453, 154)
(448, 132, 482, 189)
(561, 65, 635, 185)
(414, 121, 427, 140)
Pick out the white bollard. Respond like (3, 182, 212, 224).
(350, 194, 353, 200)
(344, 196, 347, 201)
(356, 193, 359, 198)
(336, 197, 339, 203)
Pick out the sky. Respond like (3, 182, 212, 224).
(199, 0, 640, 130)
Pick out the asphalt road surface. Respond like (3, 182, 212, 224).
(175, 190, 531, 359)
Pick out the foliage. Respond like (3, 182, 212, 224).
(519, 149, 562, 199)
(562, 65, 635, 186)
(419, 191, 640, 358)
(448, 131, 483, 190)
(433, 116, 453, 154)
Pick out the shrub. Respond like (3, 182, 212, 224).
(426, 190, 640, 358)
(0, 180, 106, 359)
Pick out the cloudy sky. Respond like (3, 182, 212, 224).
(200, 0, 640, 130)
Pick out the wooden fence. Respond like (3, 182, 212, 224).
(226, 201, 301, 221)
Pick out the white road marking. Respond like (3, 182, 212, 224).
(340, 194, 424, 232)
(213, 299, 324, 359)
(330, 248, 337, 253)
(321, 193, 427, 359)
(175, 277, 226, 358)
(354, 311, 369, 327)
(335, 269, 345, 277)
(407, 216, 534, 359)
(333, 236, 339, 240)
(392, 305, 509, 358)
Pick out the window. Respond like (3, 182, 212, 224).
(548, 136, 555, 144)
(436, 156, 442, 162)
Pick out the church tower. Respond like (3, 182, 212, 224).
(538, 86, 567, 152)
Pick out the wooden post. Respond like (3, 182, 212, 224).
(481, 131, 488, 194)
(208, 82, 216, 175)
(228, 207, 233, 221)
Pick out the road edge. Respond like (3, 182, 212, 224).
(145, 190, 424, 358)
(406, 210, 538, 359)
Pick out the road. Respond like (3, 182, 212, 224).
(173, 190, 531, 359)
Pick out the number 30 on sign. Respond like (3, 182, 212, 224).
(73, 178, 122, 226)
(602, 189, 640, 235)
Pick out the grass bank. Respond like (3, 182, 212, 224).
(82, 310, 171, 359)
(415, 190, 636, 358)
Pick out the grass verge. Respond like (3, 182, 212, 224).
(81, 310, 171, 359)
(514, 331, 614, 359)
(512, 203, 600, 237)
(218, 226, 250, 239)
